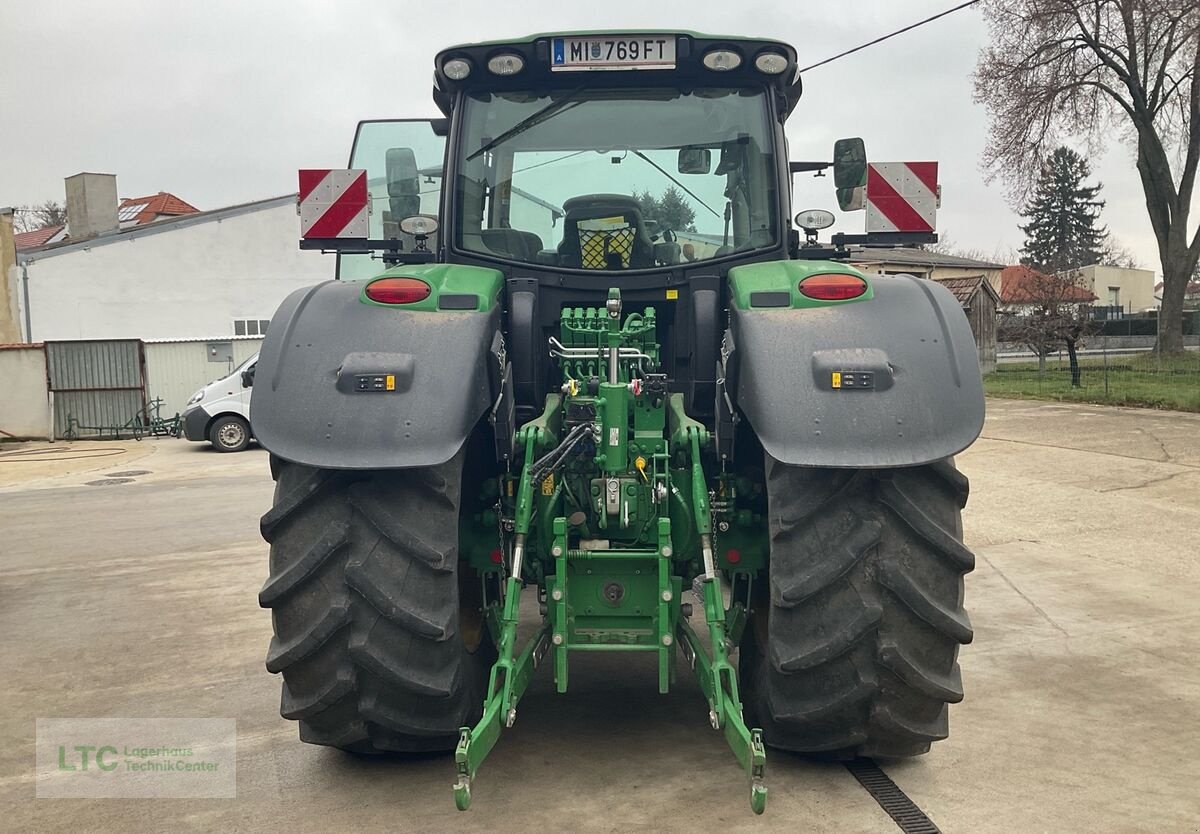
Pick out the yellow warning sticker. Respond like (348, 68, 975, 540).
(666, 289, 679, 300)
(385, 374, 395, 391)
(831, 372, 842, 389)
(541, 473, 555, 496)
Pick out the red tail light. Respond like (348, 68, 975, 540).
(798, 273, 868, 301)
(365, 277, 431, 304)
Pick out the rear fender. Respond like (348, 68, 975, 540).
(252, 266, 503, 469)
(726, 265, 984, 468)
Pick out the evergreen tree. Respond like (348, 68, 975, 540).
(1018, 147, 1107, 273)
(634, 186, 696, 233)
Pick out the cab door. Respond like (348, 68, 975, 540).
(337, 119, 448, 281)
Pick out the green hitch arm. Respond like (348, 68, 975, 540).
(454, 428, 549, 811)
(679, 427, 768, 815)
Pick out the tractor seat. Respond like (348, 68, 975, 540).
(558, 194, 655, 270)
(481, 228, 545, 262)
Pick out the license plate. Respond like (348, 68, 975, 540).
(551, 35, 676, 72)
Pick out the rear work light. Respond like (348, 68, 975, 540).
(753, 51, 788, 75)
(798, 273, 868, 301)
(487, 53, 525, 76)
(442, 58, 471, 80)
(702, 49, 742, 71)
(365, 277, 431, 305)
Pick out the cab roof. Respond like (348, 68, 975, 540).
(431, 31, 803, 119)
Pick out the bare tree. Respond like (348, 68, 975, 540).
(12, 200, 67, 234)
(1099, 236, 1143, 267)
(974, 1, 1199, 353)
(999, 268, 1099, 383)
(919, 232, 996, 262)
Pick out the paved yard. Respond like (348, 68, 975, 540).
(1, 399, 1198, 832)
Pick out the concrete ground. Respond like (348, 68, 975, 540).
(1, 399, 1198, 833)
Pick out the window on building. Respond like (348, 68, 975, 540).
(1107, 287, 1121, 307)
(234, 318, 270, 336)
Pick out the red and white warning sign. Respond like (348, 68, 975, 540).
(298, 169, 369, 239)
(865, 162, 938, 233)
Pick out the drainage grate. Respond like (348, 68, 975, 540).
(85, 478, 134, 486)
(107, 470, 151, 477)
(845, 758, 940, 834)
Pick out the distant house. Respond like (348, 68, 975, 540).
(117, 192, 199, 228)
(1071, 264, 1156, 313)
(1000, 264, 1097, 313)
(13, 224, 68, 251)
(13, 190, 199, 252)
(9, 173, 329, 341)
(932, 276, 999, 373)
(849, 247, 1005, 291)
(1154, 279, 1200, 310)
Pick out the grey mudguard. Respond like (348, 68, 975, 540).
(251, 280, 499, 470)
(728, 273, 985, 468)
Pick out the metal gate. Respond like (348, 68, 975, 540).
(45, 340, 147, 439)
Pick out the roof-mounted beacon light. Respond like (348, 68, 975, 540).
(442, 58, 471, 80)
(702, 48, 741, 71)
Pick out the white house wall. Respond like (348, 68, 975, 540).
(1077, 265, 1157, 312)
(0, 345, 51, 438)
(144, 337, 264, 417)
(20, 202, 333, 341)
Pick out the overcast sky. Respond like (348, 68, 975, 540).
(0, 0, 1177, 275)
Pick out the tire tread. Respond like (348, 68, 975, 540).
(260, 452, 491, 753)
(743, 457, 973, 757)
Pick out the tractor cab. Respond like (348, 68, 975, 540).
(337, 33, 818, 283)
(327, 33, 875, 422)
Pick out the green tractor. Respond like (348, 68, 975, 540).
(253, 32, 983, 815)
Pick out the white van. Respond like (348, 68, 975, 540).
(181, 353, 257, 452)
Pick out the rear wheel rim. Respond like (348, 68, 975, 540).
(218, 422, 245, 448)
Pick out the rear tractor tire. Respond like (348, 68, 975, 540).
(258, 450, 493, 753)
(741, 456, 974, 759)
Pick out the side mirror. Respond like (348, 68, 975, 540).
(241, 365, 256, 388)
(386, 148, 419, 195)
(677, 147, 711, 175)
(386, 147, 421, 219)
(832, 138, 867, 211)
(832, 138, 867, 188)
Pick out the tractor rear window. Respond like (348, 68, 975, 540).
(454, 87, 778, 271)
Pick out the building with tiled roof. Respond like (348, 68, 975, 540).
(14, 191, 328, 343)
(849, 246, 1005, 291)
(932, 275, 999, 373)
(1000, 265, 1097, 306)
(13, 224, 67, 251)
(117, 192, 199, 227)
(13, 192, 198, 251)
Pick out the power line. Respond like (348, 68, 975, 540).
(798, 0, 981, 74)
(513, 150, 587, 175)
